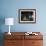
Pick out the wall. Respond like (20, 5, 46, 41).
(0, 0, 46, 46)
(0, 0, 46, 32)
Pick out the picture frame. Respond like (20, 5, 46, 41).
(18, 9, 36, 23)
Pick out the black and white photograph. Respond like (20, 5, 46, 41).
(19, 9, 36, 23)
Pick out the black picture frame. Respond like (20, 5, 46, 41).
(18, 9, 36, 24)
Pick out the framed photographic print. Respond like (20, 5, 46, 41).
(19, 9, 36, 23)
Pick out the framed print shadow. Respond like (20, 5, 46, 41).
(19, 9, 36, 24)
